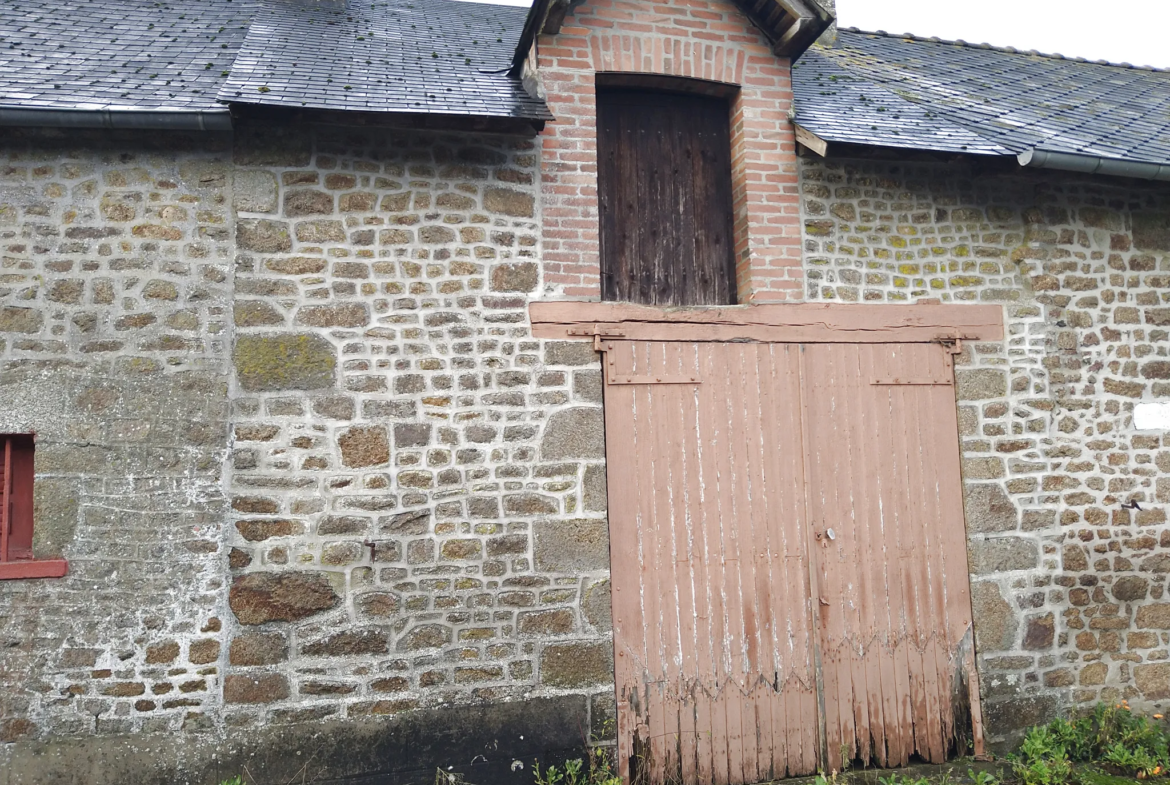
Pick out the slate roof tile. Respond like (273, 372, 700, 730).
(794, 29, 1170, 166)
(0, 0, 549, 122)
(218, 0, 550, 120)
(0, 0, 254, 112)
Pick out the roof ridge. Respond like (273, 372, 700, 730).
(836, 26, 1170, 73)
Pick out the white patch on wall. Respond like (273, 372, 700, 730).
(1134, 402, 1170, 430)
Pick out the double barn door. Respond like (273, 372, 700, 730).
(603, 340, 983, 785)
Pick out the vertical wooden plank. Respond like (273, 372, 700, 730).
(730, 345, 764, 785)
(835, 344, 873, 768)
(930, 346, 986, 756)
(698, 343, 732, 785)
(673, 103, 694, 304)
(786, 343, 822, 778)
(690, 98, 737, 305)
(870, 346, 903, 767)
(905, 346, 947, 762)
(743, 344, 776, 781)
(759, 343, 817, 779)
(653, 342, 685, 781)
(856, 344, 892, 767)
(880, 353, 916, 767)
(850, 343, 885, 767)
(797, 345, 830, 775)
(806, 343, 855, 773)
(720, 346, 748, 785)
(686, 343, 717, 785)
(634, 343, 668, 784)
(673, 343, 702, 785)
(928, 344, 985, 756)
(604, 343, 643, 785)
(890, 347, 932, 761)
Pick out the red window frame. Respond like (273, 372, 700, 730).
(0, 433, 67, 579)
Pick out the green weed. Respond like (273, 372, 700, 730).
(1011, 702, 1170, 783)
(877, 773, 930, 785)
(968, 768, 1001, 785)
(533, 745, 620, 785)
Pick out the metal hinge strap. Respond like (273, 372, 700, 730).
(567, 330, 704, 386)
(871, 377, 953, 386)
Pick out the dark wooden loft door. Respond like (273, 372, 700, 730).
(597, 88, 737, 306)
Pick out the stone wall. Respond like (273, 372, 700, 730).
(7, 98, 1170, 783)
(221, 124, 614, 732)
(0, 129, 234, 743)
(800, 154, 1170, 745)
(0, 124, 616, 783)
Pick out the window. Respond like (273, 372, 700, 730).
(0, 434, 66, 579)
(596, 85, 737, 306)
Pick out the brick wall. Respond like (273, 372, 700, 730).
(536, 0, 804, 301)
(0, 129, 233, 742)
(801, 155, 1170, 745)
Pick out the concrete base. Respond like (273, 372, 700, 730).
(0, 696, 589, 785)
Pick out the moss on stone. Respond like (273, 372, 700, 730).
(233, 333, 336, 392)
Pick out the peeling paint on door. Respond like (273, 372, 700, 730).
(603, 340, 982, 785)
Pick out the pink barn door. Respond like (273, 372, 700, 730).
(801, 343, 983, 772)
(603, 341, 821, 785)
(602, 340, 981, 785)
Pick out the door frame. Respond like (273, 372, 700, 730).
(530, 301, 1004, 779)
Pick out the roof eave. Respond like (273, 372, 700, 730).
(1019, 148, 1170, 181)
(228, 102, 548, 135)
(0, 106, 233, 130)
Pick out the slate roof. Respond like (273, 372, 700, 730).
(793, 28, 1170, 166)
(0, 0, 549, 122)
(0, 0, 254, 112)
(221, 0, 549, 120)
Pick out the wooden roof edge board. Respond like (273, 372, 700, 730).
(529, 301, 1005, 342)
(794, 123, 828, 156)
(541, 0, 573, 35)
(510, 0, 557, 75)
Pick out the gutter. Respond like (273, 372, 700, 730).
(0, 107, 232, 131)
(1018, 148, 1170, 181)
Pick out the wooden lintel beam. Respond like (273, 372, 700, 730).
(530, 301, 1005, 343)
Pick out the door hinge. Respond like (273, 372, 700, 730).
(577, 335, 703, 386)
(937, 337, 963, 355)
(566, 326, 625, 351)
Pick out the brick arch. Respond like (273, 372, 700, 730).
(588, 36, 748, 84)
(536, 0, 804, 302)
